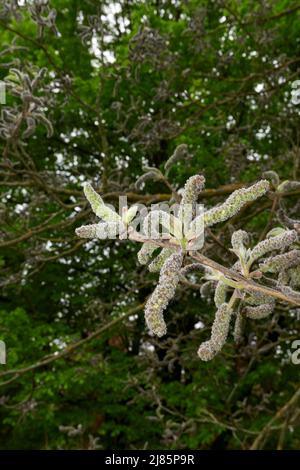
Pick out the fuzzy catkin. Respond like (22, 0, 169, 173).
(277, 207, 299, 229)
(262, 170, 280, 188)
(231, 230, 249, 251)
(144, 251, 183, 337)
(148, 247, 175, 272)
(243, 303, 275, 319)
(214, 280, 229, 307)
(180, 263, 204, 276)
(244, 291, 275, 306)
(164, 144, 190, 172)
(249, 230, 298, 263)
(178, 174, 205, 228)
(83, 183, 121, 223)
(259, 249, 300, 273)
(198, 303, 232, 361)
(289, 265, 300, 289)
(135, 170, 163, 189)
(191, 180, 269, 231)
(233, 310, 245, 344)
(75, 222, 121, 239)
(200, 281, 214, 301)
(137, 242, 157, 265)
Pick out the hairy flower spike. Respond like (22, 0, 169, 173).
(231, 230, 249, 253)
(233, 310, 245, 344)
(277, 206, 300, 230)
(289, 265, 300, 289)
(214, 280, 229, 307)
(144, 251, 183, 337)
(192, 180, 269, 229)
(243, 303, 275, 319)
(249, 230, 298, 263)
(179, 174, 205, 212)
(83, 183, 121, 223)
(259, 249, 300, 273)
(148, 247, 176, 272)
(245, 291, 274, 306)
(262, 170, 280, 188)
(135, 168, 163, 189)
(75, 222, 122, 239)
(164, 144, 191, 172)
(277, 180, 300, 192)
(200, 281, 214, 302)
(198, 303, 232, 361)
(137, 242, 158, 265)
(180, 263, 204, 276)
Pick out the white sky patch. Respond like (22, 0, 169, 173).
(219, 15, 226, 23)
(256, 125, 271, 140)
(129, 314, 139, 322)
(15, 203, 28, 214)
(226, 115, 236, 130)
(228, 26, 237, 41)
(254, 83, 264, 93)
(291, 80, 300, 105)
(249, 50, 258, 58)
(247, 149, 261, 161)
(88, 1, 131, 67)
(194, 321, 205, 330)
(50, 338, 67, 350)
(139, 341, 155, 354)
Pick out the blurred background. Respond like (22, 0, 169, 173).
(0, 0, 299, 449)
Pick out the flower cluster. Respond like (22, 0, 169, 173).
(144, 251, 183, 337)
(0, 0, 58, 38)
(75, 156, 299, 362)
(0, 66, 53, 141)
(198, 227, 299, 359)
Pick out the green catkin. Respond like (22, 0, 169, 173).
(277, 207, 299, 229)
(137, 242, 158, 265)
(243, 303, 275, 319)
(259, 249, 300, 273)
(277, 180, 300, 192)
(249, 230, 298, 264)
(75, 222, 121, 239)
(198, 303, 232, 361)
(180, 263, 204, 276)
(244, 291, 275, 306)
(203, 180, 270, 227)
(188, 180, 269, 234)
(144, 251, 183, 337)
(262, 170, 280, 188)
(148, 247, 175, 272)
(231, 230, 249, 253)
(164, 144, 191, 172)
(233, 310, 245, 344)
(178, 174, 205, 229)
(83, 183, 121, 223)
(289, 265, 300, 289)
(214, 280, 229, 307)
(200, 281, 215, 302)
(135, 169, 163, 189)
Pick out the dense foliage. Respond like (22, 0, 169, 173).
(0, 0, 299, 450)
